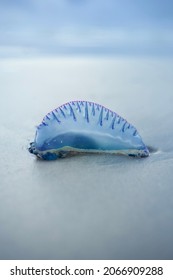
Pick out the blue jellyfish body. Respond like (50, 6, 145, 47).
(29, 101, 149, 160)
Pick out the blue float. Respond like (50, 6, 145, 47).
(29, 101, 149, 160)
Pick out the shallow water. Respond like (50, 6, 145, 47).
(0, 56, 173, 259)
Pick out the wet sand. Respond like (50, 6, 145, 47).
(0, 56, 173, 259)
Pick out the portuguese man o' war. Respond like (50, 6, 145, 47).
(29, 101, 149, 160)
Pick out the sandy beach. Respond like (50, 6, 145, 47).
(0, 56, 173, 259)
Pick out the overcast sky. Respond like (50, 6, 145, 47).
(0, 0, 173, 57)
